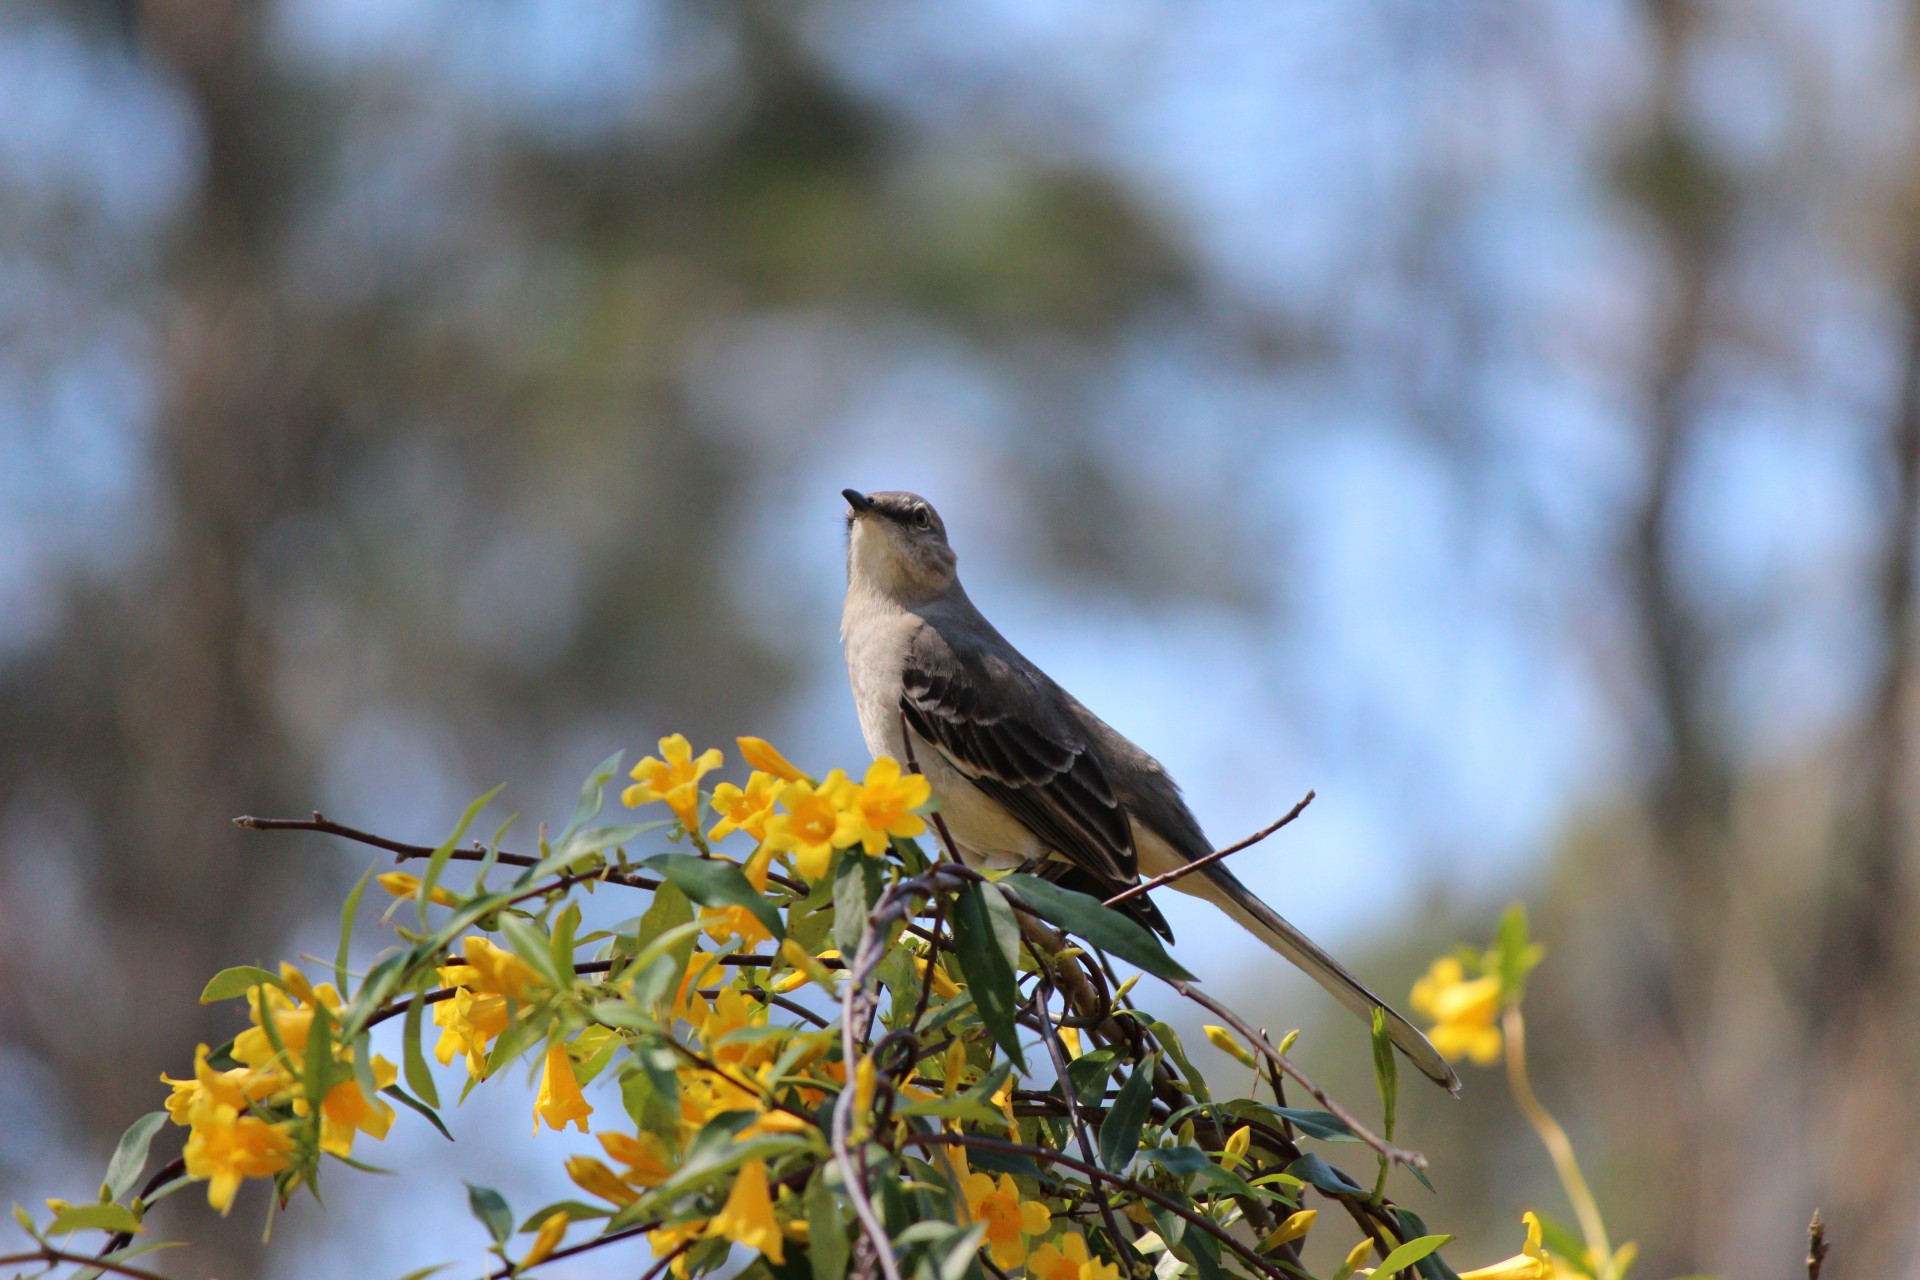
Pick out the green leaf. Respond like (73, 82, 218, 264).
(1393, 1209, 1463, 1280)
(466, 1183, 514, 1245)
(1273, 1108, 1360, 1143)
(396, 1266, 452, 1280)
(959, 1144, 1042, 1180)
(645, 853, 785, 941)
(999, 875, 1193, 980)
(420, 785, 506, 915)
(832, 850, 882, 956)
(1099, 1052, 1157, 1172)
(382, 1084, 453, 1142)
(1494, 901, 1543, 1003)
(103, 1112, 168, 1202)
(199, 966, 278, 1004)
(559, 749, 624, 845)
(936, 1223, 989, 1280)
(516, 1201, 610, 1231)
(1371, 1006, 1398, 1143)
(402, 992, 440, 1109)
(1146, 1021, 1209, 1104)
(303, 1004, 337, 1126)
(806, 1168, 847, 1280)
(549, 902, 582, 986)
(1064, 1047, 1120, 1108)
(64, 1240, 185, 1280)
(1284, 1154, 1366, 1197)
(950, 880, 1025, 1069)
(336, 862, 375, 991)
(1374, 1235, 1454, 1276)
(498, 915, 571, 990)
(1139, 1146, 1213, 1179)
(47, 1202, 142, 1235)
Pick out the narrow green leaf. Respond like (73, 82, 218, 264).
(402, 992, 440, 1108)
(498, 915, 571, 990)
(396, 1266, 452, 1280)
(381, 1084, 452, 1141)
(998, 875, 1193, 981)
(336, 862, 375, 992)
(303, 1005, 337, 1123)
(937, 1223, 988, 1280)
(806, 1168, 847, 1280)
(103, 1112, 168, 1202)
(645, 853, 784, 941)
(1098, 1053, 1157, 1172)
(1393, 1208, 1462, 1280)
(1371, 1007, 1398, 1142)
(1273, 1108, 1360, 1143)
(420, 785, 506, 915)
(549, 902, 582, 986)
(47, 1202, 142, 1235)
(199, 966, 278, 1004)
(559, 750, 624, 845)
(516, 1201, 610, 1231)
(466, 1183, 513, 1245)
(1284, 1153, 1367, 1196)
(950, 880, 1025, 1069)
(1374, 1235, 1454, 1276)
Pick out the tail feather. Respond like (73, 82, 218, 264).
(1193, 864, 1460, 1094)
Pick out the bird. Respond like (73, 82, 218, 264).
(839, 487, 1458, 1092)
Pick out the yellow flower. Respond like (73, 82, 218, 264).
(960, 1172, 1052, 1267)
(1260, 1209, 1317, 1251)
(231, 979, 342, 1072)
(1409, 956, 1503, 1066)
(432, 988, 509, 1077)
(1458, 1212, 1556, 1279)
(375, 871, 457, 907)
(1204, 1025, 1258, 1069)
(567, 1154, 639, 1207)
(535, 1040, 593, 1133)
(991, 1075, 1017, 1130)
(1057, 1025, 1084, 1060)
(161, 1044, 282, 1124)
(599, 1130, 677, 1188)
(764, 772, 862, 879)
(709, 771, 783, 843)
(912, 955, 962, 1000)
(1027, 1233, 1120, 1280)
(649, 1219, 705, 1278)
(317, 1055, 400, 1157)
(686, 985, 778, 1070)
(738, 736, 809, 783)
(182, 1098, 294, 1215)
(1337, 1237, 1375, 1277)
(523, 1210, 569, 1269)
(699, 844, 779, 948)
(1221, 1125, 1251, 1170)
(625, 734, 723, 829)
(441, 936, 543, 1002)
(843, 758, 931, 854)
(707, 1157, 784, 1263)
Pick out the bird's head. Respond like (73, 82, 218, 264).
(843, 489, 958, 604)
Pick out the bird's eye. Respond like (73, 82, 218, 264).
(912, 508, 932, 530)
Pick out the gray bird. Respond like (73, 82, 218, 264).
(840, 488, 1457, 1092)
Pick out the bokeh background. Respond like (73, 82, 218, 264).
(3, 1, 1916, 1277)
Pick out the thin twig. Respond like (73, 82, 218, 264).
(1807, 1210, 1828, 1280)
(1172, 980, 1426, 1172)
(1031, 976, 1134, 1268)
(99, 1155, 186, 1254)
(0, 1247, 176, 1280)
(483, 1221, 659, 1279)
(1104, 791, 1314, 907)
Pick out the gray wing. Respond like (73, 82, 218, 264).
(899, 621, 1138, 887)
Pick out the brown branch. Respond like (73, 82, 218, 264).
(0, 1247, 177, 1280)
(1807, 1210, 1829, 1280)
(1030, 976, 1134, 1267)
(1105, 791, 1313, 907)
(1171, 980, 1426, 1172)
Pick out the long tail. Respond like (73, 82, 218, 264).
(1191, 863, 1460, 1094)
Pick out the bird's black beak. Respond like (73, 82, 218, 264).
(842, 488, 874, 514)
